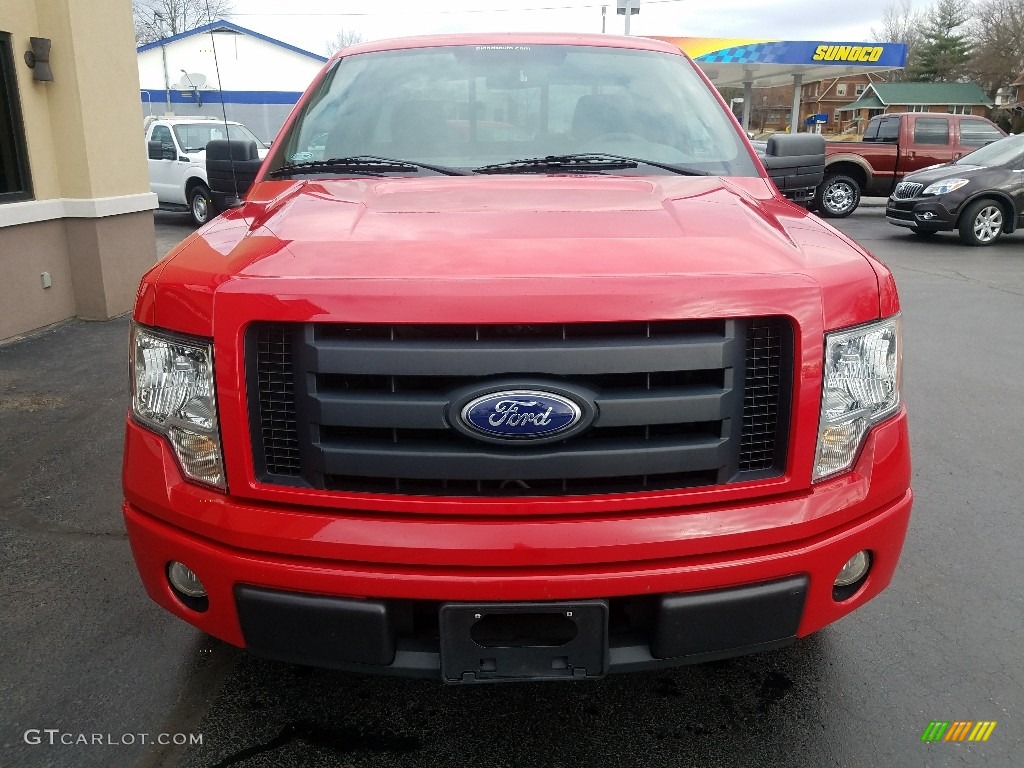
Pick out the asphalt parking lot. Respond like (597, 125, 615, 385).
(1, 207, 1022, 768)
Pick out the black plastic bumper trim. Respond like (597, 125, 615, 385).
(651, 575, 807, 659)
(235, 586, 396, 667)
(234, 577, 807, 679)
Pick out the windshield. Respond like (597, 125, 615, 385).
(272, 44, 757, 177)
(172, 123, 263, 153)
(954, 133, 1024, 167)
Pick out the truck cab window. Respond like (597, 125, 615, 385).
(960, 119, 1004, 148)
(278, 45, 756, 178)
(876, 119, 899, 143)
(913, 117, 949, 145)
(151, 125, 174, 151)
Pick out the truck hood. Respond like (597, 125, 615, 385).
(146, 176, 886, 333)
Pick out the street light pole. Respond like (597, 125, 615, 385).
(617, 0, 640, 35)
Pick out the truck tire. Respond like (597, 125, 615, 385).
(814, 174, 860, 219)
(958, 198, 1004, 247)
(189, 183, 215, 227)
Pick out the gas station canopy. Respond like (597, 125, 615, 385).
(653, 38, 907, 88)
(650, 38, 908, 132)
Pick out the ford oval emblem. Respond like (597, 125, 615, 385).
(460, 390, 583, 441)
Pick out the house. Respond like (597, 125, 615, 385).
(799, 73, 888, 133)
(746, 85, 795, 133)
(137, 20, 328, 142)
(834, 82, 991, 134)
(1, 0, 157, 341)
(748, 74, 890, 134)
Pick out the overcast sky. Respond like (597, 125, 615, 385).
(226, 0, 903, 57)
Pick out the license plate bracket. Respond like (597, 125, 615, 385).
(439, 601, 608, 684)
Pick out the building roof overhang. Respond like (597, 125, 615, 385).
(651, 38, 907, 88)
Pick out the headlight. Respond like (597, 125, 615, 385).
(923, 178, 969, 195)
(813, 316, 902, 481)
(131, 324, 226, 489)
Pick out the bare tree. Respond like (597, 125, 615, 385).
(325, 29, 366, 56)
(968, 0, 1024, 98)
(870, 0, 926, 81)
(133, 0, 234, 45)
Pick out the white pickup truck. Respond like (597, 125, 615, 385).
(144, 116, 268, 225)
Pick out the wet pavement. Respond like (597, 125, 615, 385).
(1, 209, 1022, 767)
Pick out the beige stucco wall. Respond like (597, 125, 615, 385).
(0, 221, 77, 341)
(34, 0, 150, 200)
(1, 0, 157, 342)
(65, 211, 156, 321)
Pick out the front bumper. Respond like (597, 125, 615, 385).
(886, 196, 958, 231)
(123, 413, 912, 679)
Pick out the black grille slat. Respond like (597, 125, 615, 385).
(595, 386, 729, 426)
(310, 336, 737, 376)
(323, 470, 720, 496)
(311, 386, 727, 430)
(312, 393, 449, 429)
(315, 436, 729, 481)
(251, 320, 791, 498)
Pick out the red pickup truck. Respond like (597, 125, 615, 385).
(123, 33, 912, 683)
(815, 112, 1005, 217)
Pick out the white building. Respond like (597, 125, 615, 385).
(137, 20, 327, 142)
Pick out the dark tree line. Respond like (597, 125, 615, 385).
(132, 0, 234, 45)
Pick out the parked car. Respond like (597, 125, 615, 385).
(885, 132, 1024, 246)
(816, 112, 1005, 218)
(144, 116, 269, 226)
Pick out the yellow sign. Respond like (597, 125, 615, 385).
(812, 45, 885, 63)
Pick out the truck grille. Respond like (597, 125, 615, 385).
(892, 182, 924, 200)
(248, 319, 792, 498)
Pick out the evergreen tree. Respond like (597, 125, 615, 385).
(909, 0, 973, 81)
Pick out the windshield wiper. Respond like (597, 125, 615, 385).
(269, 155, 468, 178)
(473, 154, 710, 176)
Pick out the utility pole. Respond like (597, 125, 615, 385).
(602, 5, 607, 33)
(617, 0, 640, 35)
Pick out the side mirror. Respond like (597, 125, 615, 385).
(762, 134, 825, 195)
(206, 139, 262, 208)
(147, 140, 163, 160)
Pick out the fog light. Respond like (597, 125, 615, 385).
(835, 550, 871, 588)
(917, 211, 935, 220)
(168, 561, 207, 598)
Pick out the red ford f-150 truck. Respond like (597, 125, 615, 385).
(815, 111, 1005, 218)
(123, 33, 912, 683)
